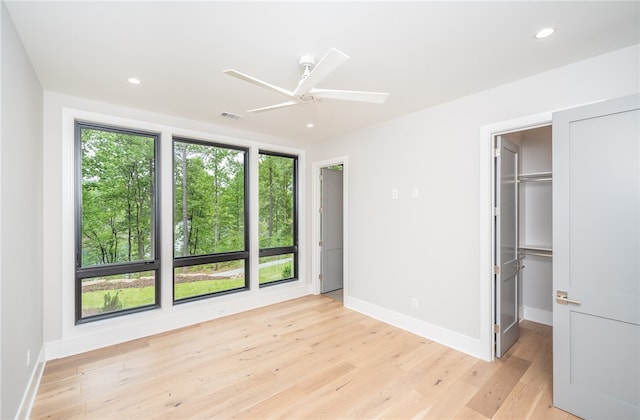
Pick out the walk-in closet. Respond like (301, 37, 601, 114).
(503, 125, 553, 326)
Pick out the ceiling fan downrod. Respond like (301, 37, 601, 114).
(299, 55, 315, 81)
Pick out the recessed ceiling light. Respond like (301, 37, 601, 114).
(536, 27, 555, 39)
(127, 77, 141, 85)
(306, 123, 314, 128)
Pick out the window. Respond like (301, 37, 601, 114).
(173, 138, 249, 301)
(75, 122, 160, 322)
(258, 151, 298, 285)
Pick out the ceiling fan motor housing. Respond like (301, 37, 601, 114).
(299, 55, 316, 68)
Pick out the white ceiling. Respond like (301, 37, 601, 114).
(5, 1, 640, 143)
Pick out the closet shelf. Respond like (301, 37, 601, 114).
(519, 245, 552, 258)
(518, 171, 552, 183)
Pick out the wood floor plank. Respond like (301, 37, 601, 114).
(453, 405, 492, 419)
(466, 355, 532, 418)
(31, 295, 581, 419)
(529, 381, 578, 420)
(294, 360, 357, 395)
(423, 379, 479, 419)
(511, 320, 552, 362)
(492, 381, 545, 419)
(462, 357, 506, 389)
(519, 332, 553, 390)
(376, 389, 436, 419)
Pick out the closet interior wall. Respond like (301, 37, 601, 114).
(503, 125, 553, 326)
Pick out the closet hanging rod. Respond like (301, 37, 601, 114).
(521, 251, 553, 258)
(519, 171, 552, 177)
(518, 247, 553, 258)
(518, 177, 552, 183)
(518, 172, 552, 183)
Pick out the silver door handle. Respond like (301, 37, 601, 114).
(556, 290, 581, 305)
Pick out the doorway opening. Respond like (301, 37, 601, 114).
(320, 164, 343, 302)
(492, 124, 553, 358)
(312, 157, 347, 304)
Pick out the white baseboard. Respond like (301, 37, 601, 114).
(344, 296, 487, 361)
(523, 306, 552, 326)
(16, 345, 46, 420)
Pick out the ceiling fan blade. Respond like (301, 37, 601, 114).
(309, 88, 389, 104)
(224, 69, 294, 98)
(292, 47, 349, 97)
(247, 100, 301, 113)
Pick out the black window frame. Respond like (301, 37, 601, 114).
(258, 150, 299, 287)
(172, 136, 250, 303)
(74, 121, 161, 324)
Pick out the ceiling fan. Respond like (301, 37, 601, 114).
(223, 47, 389, 114)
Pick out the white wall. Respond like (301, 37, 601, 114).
(309, 44, 640, 360)
(42, 92, 311, 359)
(1, 2, 44, 418)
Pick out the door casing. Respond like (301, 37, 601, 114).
(312, 156, 348, 297)
(481, 112, 552, 361)
(320, 167, 344, 293)
(481, 102, 605, 361)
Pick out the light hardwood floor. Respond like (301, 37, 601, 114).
(31, 295, 580, 419)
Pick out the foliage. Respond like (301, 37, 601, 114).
(102, 290, 123, 312)
(79, 128, 297, 313)
(281, 264, 292, 279)
(258, 154, 295, 248)
(258, 256, 293, 284)
(174, 278, 245, 300)
(80, 128, 155, 266)
(173, 141, 245, 256)
(82, 286, 154, 315)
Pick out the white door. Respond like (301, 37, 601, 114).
(553, 94, 639, 419)
(495, 136, 521, 358)
(320, 168, 343, 293)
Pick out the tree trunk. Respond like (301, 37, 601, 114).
(268, 161, 273, 243)
(148, 156, 155, 260)
(213, 150, 220, 251)
(126, 171, 133, 262)
(181, 145, 189, 257)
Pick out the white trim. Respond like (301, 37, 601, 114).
(523, 306, 553, 326)
(480, 112, 552, 362)
(15, 345, 46, 420)
(311, 156, 348, 297)
(345, 296, 486, 360)
(46, 284, 308, 359)
(0, 7, 3, 415)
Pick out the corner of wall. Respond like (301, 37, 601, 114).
(1, 2, 45, 417)
(15, 346, 46, 419)
(0, 3, 4, 418)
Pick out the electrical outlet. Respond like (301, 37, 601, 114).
(392, 189, 399, 199)
(412, 188, 419, 198)
(411, 298, 419, 308)
(26, 348, 31, 368)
